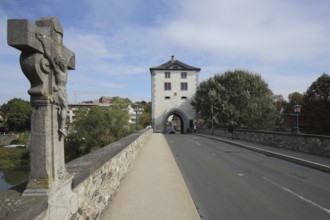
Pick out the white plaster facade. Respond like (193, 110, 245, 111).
(149, 56, 201, 133)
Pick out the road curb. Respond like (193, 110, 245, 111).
(197, 134, 330, 174)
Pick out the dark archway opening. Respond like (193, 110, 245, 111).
(164, 113, 184, 134)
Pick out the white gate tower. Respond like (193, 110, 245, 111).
(149, 56, 201, 133)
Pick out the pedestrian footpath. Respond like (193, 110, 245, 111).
(100, 133, 201, 220)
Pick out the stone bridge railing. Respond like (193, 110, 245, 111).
(0, 128, 152, 220)
(0, 134, 18, 146)
(199, 128, 330, 158)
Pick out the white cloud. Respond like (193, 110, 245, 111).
(160, 0, 330, 63)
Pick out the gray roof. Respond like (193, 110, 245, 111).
(149, 56, 201, 72)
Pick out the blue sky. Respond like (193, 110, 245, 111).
(1, 0, 330, 104)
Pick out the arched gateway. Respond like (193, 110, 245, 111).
(149, 56, 201, 133)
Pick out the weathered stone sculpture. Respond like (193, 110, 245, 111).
(7, 17, 75, 195)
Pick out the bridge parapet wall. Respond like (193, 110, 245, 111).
(199, 128, 330, 158)
(67, 128, 152, 219)
(0, 128, 152, 220)
(0, 134, 18, 146)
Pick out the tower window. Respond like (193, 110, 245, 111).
(181, 82, 188, 91)
(164, 82, 171, 90)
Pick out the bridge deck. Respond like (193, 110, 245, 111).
(100, 133, 200, 220)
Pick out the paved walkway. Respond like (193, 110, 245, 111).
(100, 133, 201, 220)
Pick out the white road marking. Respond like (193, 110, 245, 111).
(184, 137, 201, 146)
(238, 173, 244, 177)
(263, 177, 330, 215)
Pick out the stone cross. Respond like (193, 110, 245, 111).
(7, 17, 75, 196)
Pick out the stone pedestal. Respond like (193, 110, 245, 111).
(23, 103, 71, 196)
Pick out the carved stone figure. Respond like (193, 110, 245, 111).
(36, 32, 68, 137)
(7, 17, 75, 195)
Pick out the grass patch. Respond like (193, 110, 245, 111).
(0, 147, 29, 171)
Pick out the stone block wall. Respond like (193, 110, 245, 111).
(0, 134, 17, 146)
(199, 128, 330, 158)
(0, 129, 152, 220)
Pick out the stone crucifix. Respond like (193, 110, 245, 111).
(7, 17, 75, 195)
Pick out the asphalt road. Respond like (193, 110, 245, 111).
(165, 134, 330, 220)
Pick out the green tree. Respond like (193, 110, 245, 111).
(273, 95, 288, 113)
(288, 92, 304, 105)
(302, 73, 330, 135)
(283, 92, 304, 113)
(1, 98, 31, 132)
(192, 69, 276, 129)
(273, 95, 287, 130)
(137, 101, 152, 128)
(65, 100, 131, 161)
